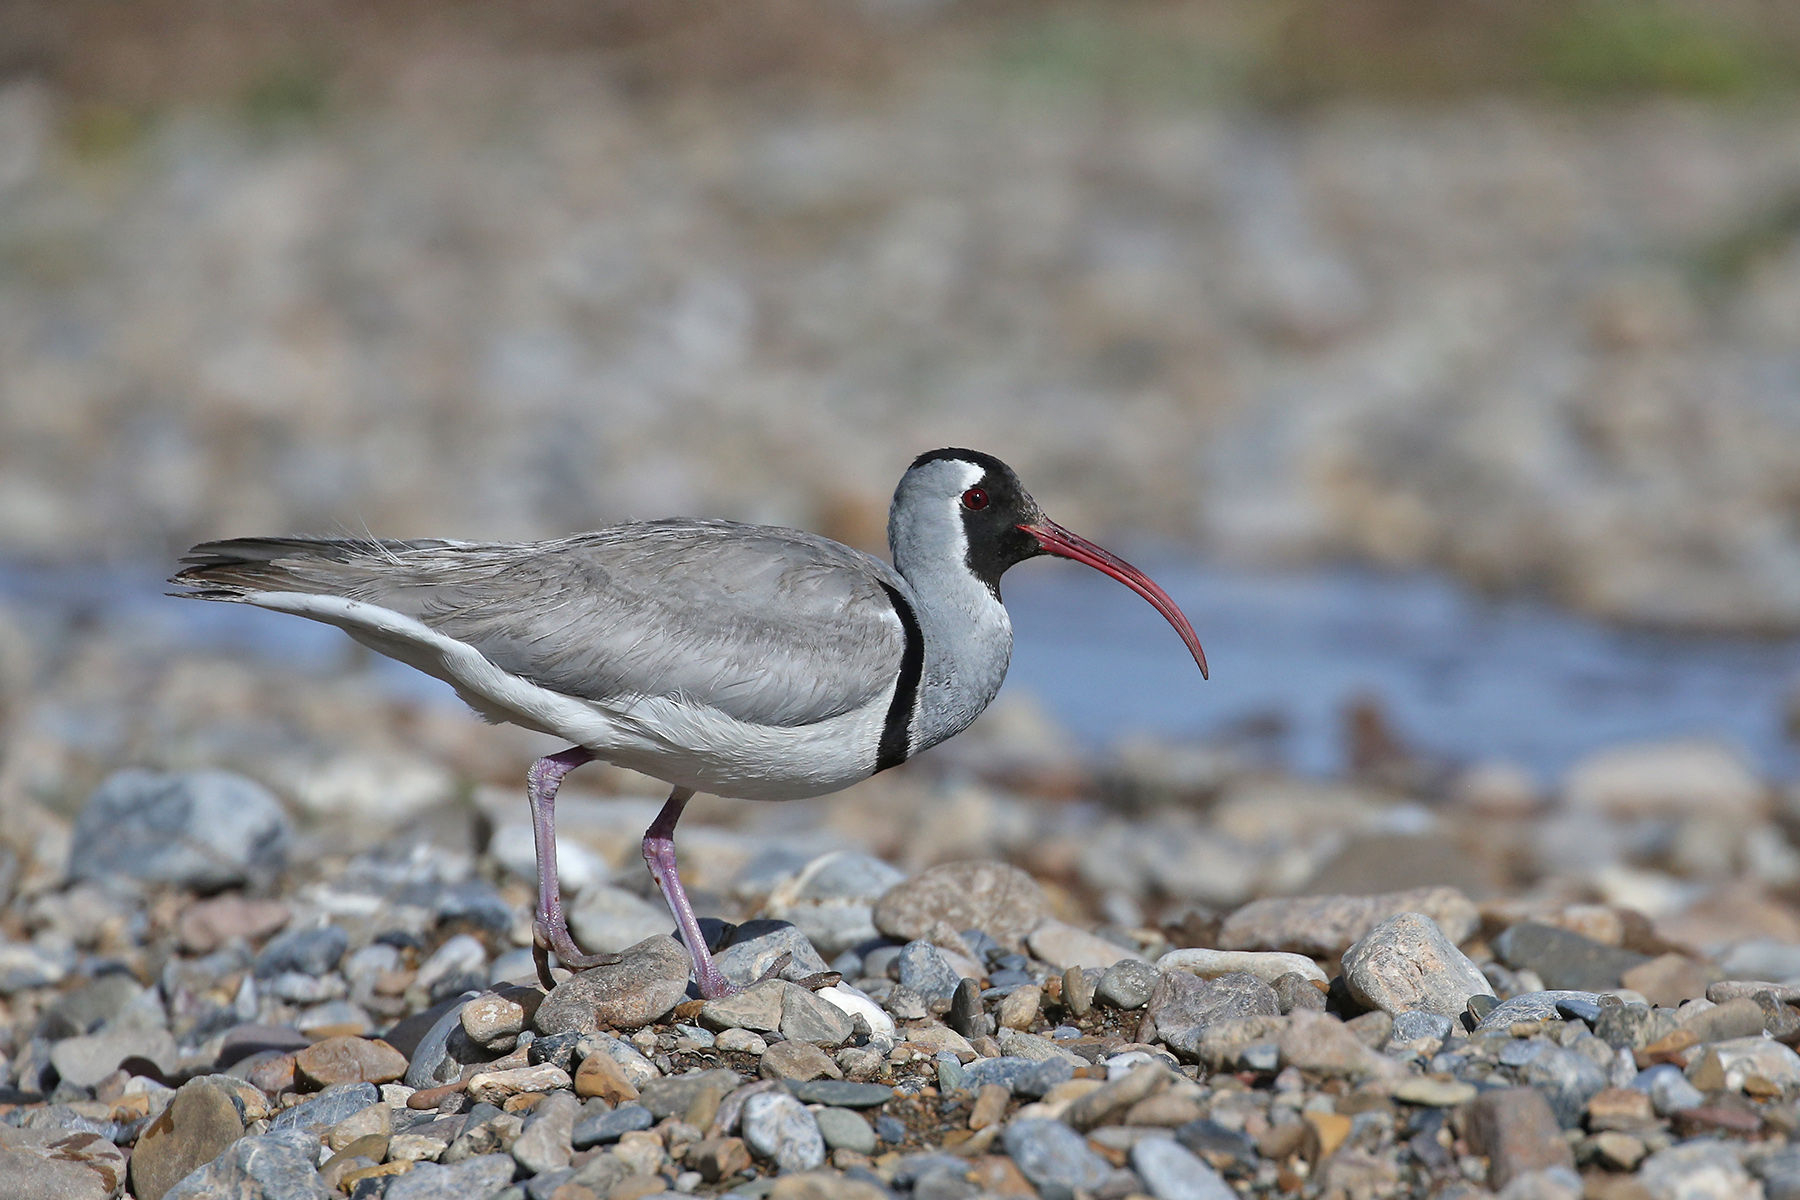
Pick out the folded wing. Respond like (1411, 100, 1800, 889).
(173, 522, 908, 728)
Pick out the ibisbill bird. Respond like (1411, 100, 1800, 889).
(171, 449, 1208, 997)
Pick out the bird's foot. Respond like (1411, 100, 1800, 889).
(790, 971, 843, 991)
(689, 950, 793, 1000)
(533, 920, 624, 990)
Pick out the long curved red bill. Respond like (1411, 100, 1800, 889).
(1018, 520, 1209, 679)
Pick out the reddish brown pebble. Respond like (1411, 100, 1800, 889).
(406, 1081, 468, 1110)
(1464, 1087, 1574, 1190)
(1672, 1105, 1763, 1136)
(177, 896, 292, 954)
(968, 1156, 1037, 1197)
(245, 1053, 296, 1095)
(294, 1037, 408, 1088)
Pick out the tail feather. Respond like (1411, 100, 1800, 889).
(169, 536, 455, 600)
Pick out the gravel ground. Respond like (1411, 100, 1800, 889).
(3, 611, 1800, 1199)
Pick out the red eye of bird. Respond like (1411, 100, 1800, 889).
(962, 487, 989, 511)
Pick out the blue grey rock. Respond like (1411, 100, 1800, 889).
(255, 926, 348, 979)
(963, 1056, 1046, 1095)
(896, 941, 960, 1003)
(713, 921, 830, 989)
(71, 769, 291, 890)
(269, 1083, 379, 1135)
(1390, 1011, 1455, 1045)
(1757, 1149, 1800, 1200)
(813, 1106, 876, 1154)
(1498, 1040, 1607, 1127)
(862, 945, 904, 980)
(1003, 1118, 1114, 1200)
(1097, 960, 1160, 1010)
(385, 1154, 517, 1200)
(1475, 991, 1603, 1031)
(742, 1091, 825, 1173)
(162, 1133, 328, 1200)
(873, 1115, 907, 1144)
(1633, 1064, 1706, 1116)
(570, 1104, 654, 1149)
(1013, 1057, 1077, 1098)
(785, 1080, 893, 1108)
(1130, 1137, 1239, 1200)
(522, 1169, 572, 1200)
(936, 1055, 966, 1092)
(433, 881, 515, 937)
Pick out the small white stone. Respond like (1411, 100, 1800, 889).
(816, 983, 895, 1039)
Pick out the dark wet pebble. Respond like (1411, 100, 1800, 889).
(528, 1030, 582, 1072)
(784, 1080, 895, 1108)
(570, 1103, 654, 1148)
(255, 926, 348, 979)
(1492, 923, 1649, 993)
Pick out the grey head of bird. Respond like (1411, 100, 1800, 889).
(888, 447, 1209, 679)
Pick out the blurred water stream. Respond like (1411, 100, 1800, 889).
(5, 556, 1799, 784)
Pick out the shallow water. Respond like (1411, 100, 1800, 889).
(6, 557, 1799, 784)
(1005, 556, 1800, 783)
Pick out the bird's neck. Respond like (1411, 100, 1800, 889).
(896, 564, 1014, 755)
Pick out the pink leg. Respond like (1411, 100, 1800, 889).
(529, 747, 621, 989)
(643, 788, 736, 1000)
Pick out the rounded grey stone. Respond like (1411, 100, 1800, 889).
(1002, 1118, 1113, 1200)
(71, 769, 292, 891)
(534, 936, 690, 1033)
(741, 1091, 825, 1173)
(895, 941, 959, 1003)
(813, 1106, 876, 1154)
(1096, 960, 1160, 1010)
(1130, 1136, 1238, 1200)
(1342, 912, 1495, 1018)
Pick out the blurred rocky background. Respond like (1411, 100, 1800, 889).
(4, 0, 1800, 629)
(5, 5, 1800, 1197)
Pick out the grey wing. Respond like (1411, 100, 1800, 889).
(174, 523, 909, 728)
